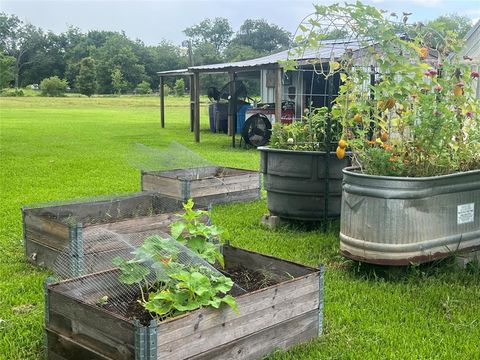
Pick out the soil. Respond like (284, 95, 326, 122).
(101, 265, 279, 326)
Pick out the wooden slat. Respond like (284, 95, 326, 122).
(223, 246, 316, 279)
(189, 309, 319, 360)
(24, 213, 70, 250)
(193, 189, 260, 207)
(141, 174, 182, 198)
(25, 239, 61, 268)
(47, 329, 113, 360)
(156, 273, 319, 359)
(48, 290, 135, 360)
(189, 173, 259, 190)
(190, 181, 260, 198)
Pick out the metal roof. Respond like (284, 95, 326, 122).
(157, 68, 192, 76)
(158, 38, 365, 75)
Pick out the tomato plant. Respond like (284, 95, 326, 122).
(291, 2, 480, 176)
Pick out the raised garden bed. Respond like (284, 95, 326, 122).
(340, 167, 480, 265)
(141, 166, 261, 206)
(23, 192, 188, 274)
(45, 245, 324, 360)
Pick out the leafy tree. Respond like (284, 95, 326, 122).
(40, 76, 68, 96)
(93, 33, 146, 93)
(0, 53, 15, 88)
(231, 19, 291, 55)
(135, 80, 151, 94)
(184, 17, 233, 57)
(111, 67, 126, 94)
(424, 14, 472, 51)
(76, 57, 96, 96)
(174, 78, 185, 96)
(224, 43, 261, 62)
(0, 13, 45, 87)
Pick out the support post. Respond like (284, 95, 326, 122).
(159, 76, 165, 128)
(189, 74, 195, 132)
(227, 72, 235, 137)
(275, 67, 283, 124)
(193, 72, 200, 142)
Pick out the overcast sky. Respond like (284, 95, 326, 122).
(1, 0, 479, 46)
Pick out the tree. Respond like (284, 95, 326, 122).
(425, 14, 472, 51)
(0, 13, 45, 87)
(40, 76, 68, 96)
(111, 67, 126, 94)
(174, 78, 185, 96)
(231, 19, 291, 55)
(76, 57, 96, 96)
(135, 80, 151, 94)
(93, 33, 146, 93)
(0, 53, 15, 88)
(184, 17, 233, 57)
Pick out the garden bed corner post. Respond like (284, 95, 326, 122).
(318, 264, 325, 336)
(134, 319, 158, 360)
(69, 223, 84, 277)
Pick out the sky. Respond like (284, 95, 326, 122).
(1, 0, 479, 46)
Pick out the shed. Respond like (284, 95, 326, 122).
(459, 20, 480, 98)
(157, 39, 366, 145)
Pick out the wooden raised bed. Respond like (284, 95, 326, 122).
(45, 245, 324, 360)
(141, 166, 261, 206)
(22, 192, 188, 274)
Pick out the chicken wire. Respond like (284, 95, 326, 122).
(51, 228, 245, 320)
(24, 191, 184, 227)
(129, 141, 260, 207)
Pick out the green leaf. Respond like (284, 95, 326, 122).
(221, 295, 239, 315)
(170, 222, 186, 240)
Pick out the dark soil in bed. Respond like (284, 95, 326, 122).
(101, 265, 279, 326)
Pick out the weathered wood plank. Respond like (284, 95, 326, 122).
(48, 290, 135, 360)
(157, 288, 319, 359)
(25, 239, 61, 267)
(141, 174, 183, 197)
(190, 181, 260, 198)
(192, 189, 260, 206)
(189, 173, 259, 190)
(47, 329, 113, 360)
(28, 193, 155, 225)
(24, 213, 70, 250)
(223, 246, 317, 279)
(189, 309, 319, 360)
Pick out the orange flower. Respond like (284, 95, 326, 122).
(368, 140, 376, 145)
(382, 144, 393, 152)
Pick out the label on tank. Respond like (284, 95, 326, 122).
(457, 203, 474, 225)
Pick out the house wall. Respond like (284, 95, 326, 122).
(459, 21, 480, 99)
(260, 69, 304, 118)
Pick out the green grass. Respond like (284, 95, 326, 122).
(1, 96, 479, 359)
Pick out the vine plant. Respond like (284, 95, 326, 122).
(288, 1, 479, 176)
(113, 199, 238, 320)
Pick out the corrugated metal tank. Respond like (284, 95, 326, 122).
(340, 167, 480, 265)
(259, 147, 350, 220)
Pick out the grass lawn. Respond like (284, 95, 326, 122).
(1, 95, 479, 359)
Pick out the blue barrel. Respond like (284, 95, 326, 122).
(236, 104, 252, 134)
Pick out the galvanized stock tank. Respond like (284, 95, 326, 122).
(258, 147, 350, 221)
(340, 167, 480, 265)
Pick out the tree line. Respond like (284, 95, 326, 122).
(0, 12, 471, 96)
(0, 14, 291, 95)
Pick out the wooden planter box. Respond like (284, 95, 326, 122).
(141, 166, 261, 206)
(45, 245, 324, 360)
(22, 192, 187, 274)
